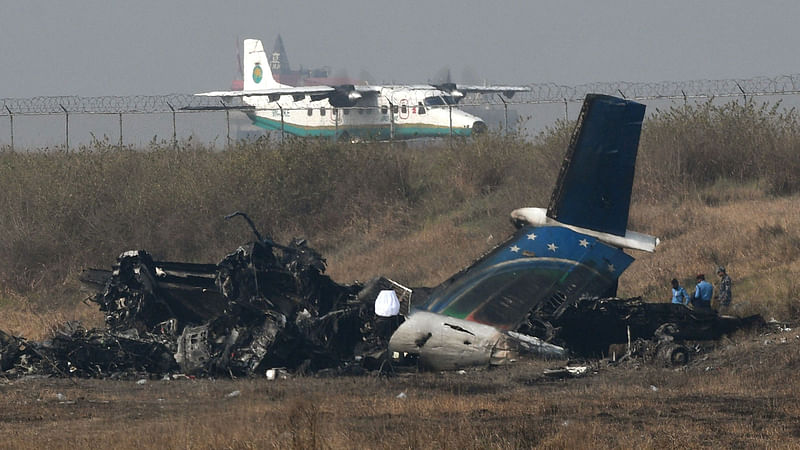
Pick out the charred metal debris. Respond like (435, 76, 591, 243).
(1, 213, 402, 379)
(0, 212, 763, 379)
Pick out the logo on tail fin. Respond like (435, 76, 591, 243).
(252, 63, 263, 84)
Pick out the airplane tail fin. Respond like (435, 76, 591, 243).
(408, 94, 650, 331)
(546, 94, 646, 236)
(242, 39, 283, 90)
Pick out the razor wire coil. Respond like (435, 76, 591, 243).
(4, 74, 800, 116)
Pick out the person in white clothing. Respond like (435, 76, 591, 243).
(374, 290, 401, 341)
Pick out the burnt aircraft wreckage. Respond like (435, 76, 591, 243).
(0, 95, 761, 379)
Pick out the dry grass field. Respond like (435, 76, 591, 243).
(1, 99, 799, 447)
(2, 327, 799, 449)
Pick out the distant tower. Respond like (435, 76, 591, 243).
(271, 34, 291, 75)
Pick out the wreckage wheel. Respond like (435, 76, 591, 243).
(668, 346, 690, 366)
(656, 342, 690, 366)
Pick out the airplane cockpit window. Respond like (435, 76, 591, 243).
(423, 96, 444, 107)
(425, 95, 458, 107)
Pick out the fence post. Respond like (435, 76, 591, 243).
(59, 104, 69, 151)
(736, 82, 747, 103)
(167, 102, 177, 148)
(119, 112, 123, 148)
(448, 104, 453, 148)
(221, 100, 230, 149)
(5, 105, 12, 151)
(563, 98, 568, 121)
(278, 104, 285, 143)
(497, 95, 509, 134)
(389, 101, 394, 142)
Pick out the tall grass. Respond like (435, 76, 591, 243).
(1, 99, 799, 328)
(636, 99, 800, 200)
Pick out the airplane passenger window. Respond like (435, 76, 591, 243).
(320, 107, 326, 116)
(418, 103, 426, 114)
(401, 105, 407, 114)
(343, 109, 350, 115)
(307, 108, 313, 116)
(392, 105, 399, 114)
(381, 105, 388, 114)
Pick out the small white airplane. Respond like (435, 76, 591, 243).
(196, 39, 529, 140)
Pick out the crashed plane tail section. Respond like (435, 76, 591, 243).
(391, 94, 656, 368)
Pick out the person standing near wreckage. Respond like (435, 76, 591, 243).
(691, 274, 713, 310)
(374, 290, 401, 341)
(670, 278, 689, 306)
(715, 266, 732, 312)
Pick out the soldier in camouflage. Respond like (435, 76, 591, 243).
(716, 266, 732, 311)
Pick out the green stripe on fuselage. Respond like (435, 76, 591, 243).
(247, 113, 472, 139)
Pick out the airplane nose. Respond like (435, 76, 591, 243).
(472, 121, 488, 134)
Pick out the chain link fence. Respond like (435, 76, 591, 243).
(3, 74, 800, 149)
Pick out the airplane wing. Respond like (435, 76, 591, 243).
(456, 85, 530, 94)
(196, 86, 335, 97)
(196, 85, 381, 99)
(430, 83, 530, 99)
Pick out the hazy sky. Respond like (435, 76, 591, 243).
(2, 0, 799, 97)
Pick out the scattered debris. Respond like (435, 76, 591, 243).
(543, 365, 589, 379)
(0, 213, 397, 379)
(265, 368, 289, 380)
(524, 297, 763, 361)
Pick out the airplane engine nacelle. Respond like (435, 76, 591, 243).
(329, 85, 362, 108)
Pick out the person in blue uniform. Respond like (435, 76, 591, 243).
(691, 274, 713, 310)
(671, 278, 689, 305)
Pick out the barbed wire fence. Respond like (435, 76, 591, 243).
(3, 74, 800, 150)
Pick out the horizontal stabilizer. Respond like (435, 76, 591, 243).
(510, 207, 659, 252)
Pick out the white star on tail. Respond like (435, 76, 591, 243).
(510, 245, 520, 253)
(527, 233, 537, 240)
(547, 243, 558, 252)
(579, 239, 589, 248)
(607, 263, 616, 272)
